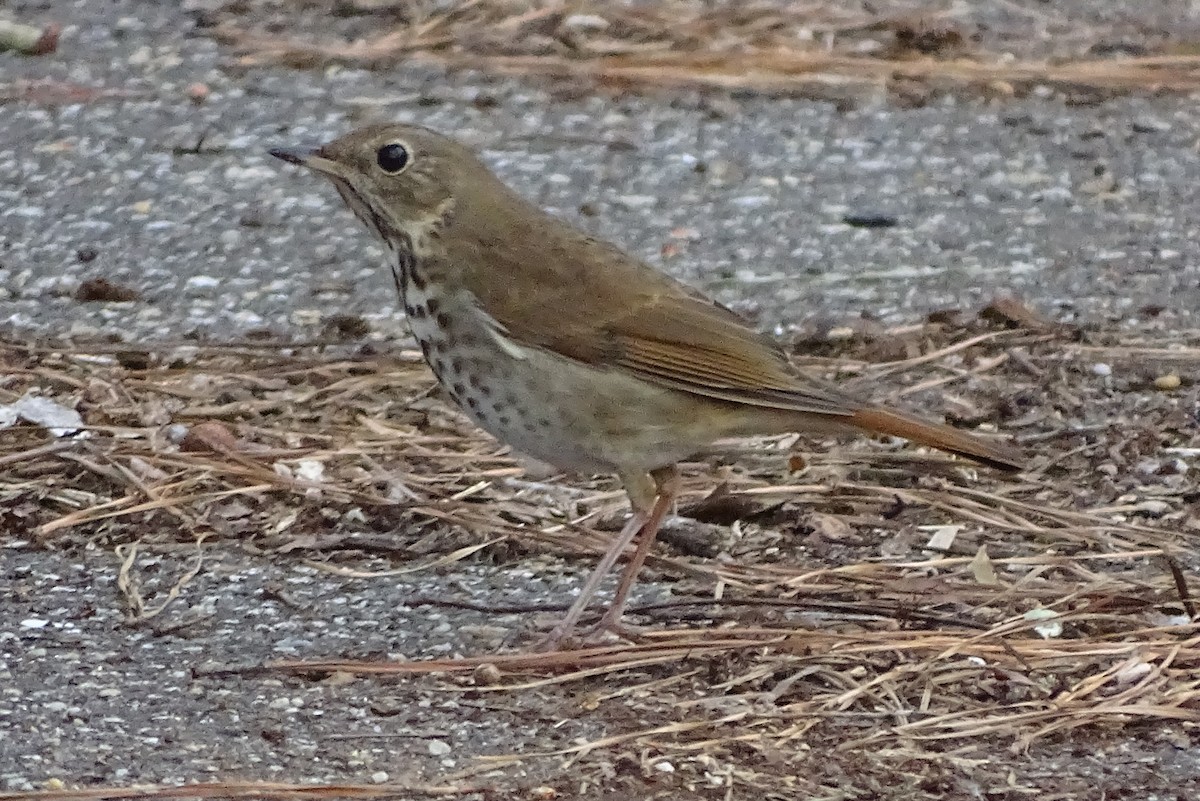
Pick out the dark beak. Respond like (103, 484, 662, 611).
(268, 147, 319, 166)
(269, 146, 344, 179)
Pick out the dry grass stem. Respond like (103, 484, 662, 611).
(4, 316, 1197, 774)
(208, 2, 1200, 99)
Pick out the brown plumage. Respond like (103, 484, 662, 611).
(272, 123, 1023, 649)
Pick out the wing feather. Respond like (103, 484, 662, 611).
(448, 201, 859, 417)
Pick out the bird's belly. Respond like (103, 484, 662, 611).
(402, 291, 721, 475)
(449, 353, 716, 475)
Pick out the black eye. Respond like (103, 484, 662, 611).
(376, 142, 410, 174)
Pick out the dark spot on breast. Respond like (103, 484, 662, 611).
(466, 396, 480, 410)
(426, 298, 440, 316)
(468, 374, 492, 396)
(497, 414, 511, 426)
(452, 381, 466, 397)
(504, 392, 521, 409)
(435, 312, 452, 329)
(407, 304, 427, 319)
(432, 357, 448, 376)
(537, 417, 552, 428)
(451, 356, 465, 373)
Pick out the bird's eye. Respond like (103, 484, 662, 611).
(376, 142, 410, 174)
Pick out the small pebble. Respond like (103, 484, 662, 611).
(563, 13, 608, 30)
(616, 194, 657, 209)
(1131, 117, 1170, 134)
(185, 275, 220, 291)
(473, 663, 503, 685)
(291, 309, 323, 326)
(826, 326, 856, 340)
(1154, 373, 1181, 390)
(1161, 459, 1188, 475)
(732, 194, 771, 208)
(186, 82, 210, 103)
(180, 421, 239, 454)
(842, 212, 898, 228)
(1134, 499, 1171, 517)
(1135, 459, 1163, 476)
(1091, 362, 1112, 377)
(427, 739, 451, 756)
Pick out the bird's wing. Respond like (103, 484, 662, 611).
(456, 216, 860, 417)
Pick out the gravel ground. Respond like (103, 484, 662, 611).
(2, 3, 1199, 345)
(2, 1, 1199, 798)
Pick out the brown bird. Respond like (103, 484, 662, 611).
(271, 124, 1022, 648)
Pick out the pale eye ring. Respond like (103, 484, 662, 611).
(376, 142, 410, 174)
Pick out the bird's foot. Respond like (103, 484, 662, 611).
(531, 623, 578, 653)
(532, 613, 644, 652)
(580, 615, 646, 645)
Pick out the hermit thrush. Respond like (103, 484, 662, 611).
(271, 124, 1023, 648)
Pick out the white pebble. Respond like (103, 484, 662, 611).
(563, 13, 609, 30)
(732, 194, 771, 208)
(185, 275, 220, 290)
(616, 194, 657, 209)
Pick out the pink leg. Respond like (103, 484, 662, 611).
(538, 507, 650, 651)
(538, 466, 680, 650)
(589, 466, 680, 637)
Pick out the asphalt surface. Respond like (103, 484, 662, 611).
(2, 0, 1199, 797)
(2, 4, 1199, 345)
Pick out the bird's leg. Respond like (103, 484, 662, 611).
(586, 465, 680, 640)
(537, 473, 656, 651)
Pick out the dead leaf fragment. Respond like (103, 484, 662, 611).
(808, 512, 858, 543)
(979, 296, 1055, 330)
(75, 277, 141, 303)
(180, 420, 240, 453)
(969, 544, 998, 585)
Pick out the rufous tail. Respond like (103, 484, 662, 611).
(849, 407, 1024, 472)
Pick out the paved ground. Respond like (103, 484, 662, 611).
(2, 1, 1199, 799)
(3, 3, 1200, 344)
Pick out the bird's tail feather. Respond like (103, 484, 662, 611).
(849, 407, 1023, 472)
